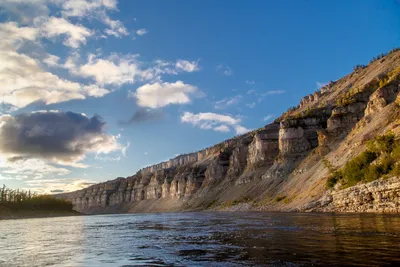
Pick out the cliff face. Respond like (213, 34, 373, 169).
(59, 49, 400, 214)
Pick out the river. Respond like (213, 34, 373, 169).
(1, 212, 400, 266)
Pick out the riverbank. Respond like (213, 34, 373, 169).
(0, 206, 81, 220)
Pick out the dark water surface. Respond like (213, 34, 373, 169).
(1, 212, 400, 266)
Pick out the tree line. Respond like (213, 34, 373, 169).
(0, 185, 73, 212)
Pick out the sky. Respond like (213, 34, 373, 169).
(0, 0, 399, 193)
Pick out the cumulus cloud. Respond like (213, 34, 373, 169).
(0, 21, 38, 50)
(0, 111, 124, 167)
(181, 112, 250, 134)
(73, 53, 140, 85)
(40, 17, 92, 48)
(214, 95, 241, 109)
(0, 50, 109, 108)
(136, 28, 148, 36)
(132, 81, 201, 108)
(43, 54, 60, 67)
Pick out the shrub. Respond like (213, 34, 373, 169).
(367, 132, 395, 155)
(342, 151, 377, 186)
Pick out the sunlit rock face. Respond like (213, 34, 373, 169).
(57, 51, 400, 214)
(279, 117, 328, 157)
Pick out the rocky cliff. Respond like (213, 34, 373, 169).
(58, 48, 400, 214)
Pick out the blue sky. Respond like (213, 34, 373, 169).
(0, 0, 399, 193)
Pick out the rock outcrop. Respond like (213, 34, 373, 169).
(58, 49, 400, 214)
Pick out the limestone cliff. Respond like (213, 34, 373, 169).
(58, 49, 400, 214)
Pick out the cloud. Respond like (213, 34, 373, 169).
(0, 111, 124, 167)
(214, 125, 230, 133)
(263, 114, 275, 122)
(214, 95, 242, 109)
(0, 158, 70, 180)
(136, 28, 148, 36)
(0, 22, 39, 50)
(132, 81, 201, 108)
(246, 102, 256, 108)
(60, 0, 117, 18)
(119, 108, 164, 125)
(181, 112, 249, 134)
(43, 54, 60, 67)
(175, 60, 199, 72)
(74, 53, 140, 85)
(245, 80, 255, 85)
(40, 17, 92, 48)
(25, 178, 97, 194)
(0, 50, 109, 109)
(103, 15, 129, 37)
(257, 90, 286, 103)
(0, 0, 50, 24)
(262, 90, 285, 96)
(247, 89, 256, 94)
(216, 64, 233, 76)
(234, 125, 251, 135)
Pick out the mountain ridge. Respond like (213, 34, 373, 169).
(58, 48, 400, 214)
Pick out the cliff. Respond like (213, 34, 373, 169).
(58, 48, 400, 214)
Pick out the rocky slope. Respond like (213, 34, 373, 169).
(58, 49, 400, 214)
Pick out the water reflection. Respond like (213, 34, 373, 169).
(0, 212, 400, 266)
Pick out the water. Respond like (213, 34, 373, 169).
(1, 212, 400, 266)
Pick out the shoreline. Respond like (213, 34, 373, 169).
(0, 210, 82, 220)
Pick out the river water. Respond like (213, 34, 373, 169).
(1, 212, 400, 266)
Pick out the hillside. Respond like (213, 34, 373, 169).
(58, 48, 400, 214)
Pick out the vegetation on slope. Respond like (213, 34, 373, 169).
(326, 133, 400, 189)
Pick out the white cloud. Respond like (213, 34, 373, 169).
(0, 50, 109, 109)
(262, 90, 285, 96)
(133, 81, 200, 108)
(247, 89, 256, 94)
(214, 95, 242, 109)
(181, 112, 241, 126)
(76, 54, 140, 85)
(136, 28, 148, 36)
(175, 59, 199, 72)
(234, 125, 251, 135)
(216, 64, 233, 76)
(103, 15, 129, 37)
(40, 17, 92, 48)
(181, 112, 249, 134)
(0, 22, 39, 50)
(61, 0, 117, 18)
(214, 125, 230, 133)
(263, 114, 275, 122)
(43, 54, 60, 67)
